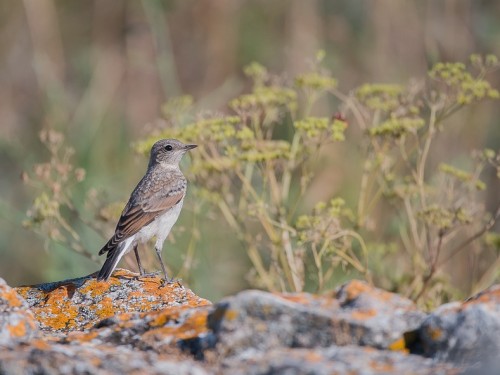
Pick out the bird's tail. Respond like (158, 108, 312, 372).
(97, 238, 132, 281)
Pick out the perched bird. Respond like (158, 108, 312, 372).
(97, 139, 197, 281)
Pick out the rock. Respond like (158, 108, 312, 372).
(14, 268, 211, 333)
(208, 280, 426, 357)
(2, 273, 497, 374)
(220, 346, 461, 375)
(0, 277, 38, 346)
(66, 304, 213, 353)
(419, 284, 500, 365)
(0, 340, 209, 375)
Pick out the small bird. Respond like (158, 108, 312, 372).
(97, 139, 197, 281)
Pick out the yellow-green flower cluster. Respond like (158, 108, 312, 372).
(187, 116, 241, 141)
(135, 116, 242, 154)
(230, 86, 297, 114)
(369, 116, 424, 138)
(470, 54, 499, 68)
(356, 84, 403, 111)
(457, 79, 499, 104)
(429, 61, 499, 104)
(161, 95, 194, 120)
(191, 156, 238, 174)
(294, 117, 347, 141)
(331, 119, 348, 141)
(295, 72, 338, 92)
(296, 198, 354, 244)
(243, 62, 267, 86)
(485, 232, 500, 250)
(294, 117, 328, 138)
(418, 205, 472, 231)
(439, 163, 486, 190)
(24, 192, 59, 226)
(239, 140, 291, 162)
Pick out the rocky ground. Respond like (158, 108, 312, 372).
(1, 269, 499, 374)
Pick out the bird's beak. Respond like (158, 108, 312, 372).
(184, 144, 198, 150)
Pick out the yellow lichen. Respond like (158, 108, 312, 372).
(351, 309, 377, 320)
(388, 337, 408, 352)
(0, 288, 24, 307)
(427, 327, 443, 340)
(7, 321, 27, 337)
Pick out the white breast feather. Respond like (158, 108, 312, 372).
(134, 198, 184, 245)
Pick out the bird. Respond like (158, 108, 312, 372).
(97, 139, 197, 281)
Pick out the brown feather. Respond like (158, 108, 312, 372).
(99, 170, 186, 256)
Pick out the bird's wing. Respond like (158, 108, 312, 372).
(99, 174, 186, 255)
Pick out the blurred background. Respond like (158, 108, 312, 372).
(1, 0, 500, 301)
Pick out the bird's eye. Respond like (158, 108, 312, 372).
(165, 145, 173, 151)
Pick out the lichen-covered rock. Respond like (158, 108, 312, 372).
(208, 280, 425, 357)
(0, 277, 38, 346)
(419, 284, 500, 364)
(66, 304, 213, 352)
(220, 346, 461, 375)
(3, 272, 497, 374)
(0, 341, 209, 375)
(15, 269, 211, 332)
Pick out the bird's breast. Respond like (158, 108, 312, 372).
(135, 199, 184, 244)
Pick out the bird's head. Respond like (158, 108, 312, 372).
(149, 139, 197, 167)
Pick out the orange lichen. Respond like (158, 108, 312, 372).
(7, 321, 27, 337)
(88, 296, 115, 325)
(13, 286, 31, 300)
(342, 280, 393, 303)
(40, 287, 80, 330)
(224, 309, 239, 321)
(304, 351, 323, 362)
(142, 308, 210, 342)
(463, 287, 500, 308)
(67, 331, 99, 342)
(427, 327, 443, 340)
(31, 339, 50, 350)
(80, 279, 114, 297)
(279, 293, 311, 304)
(13, 270, 212, 333)
(369, 360, 395, 372)
(388, 337, 408, 352)
(112, 268, 140, 279)
(0, 288, 24, 307)
(149, 309, 180, 327)
(343, 280, 371, 300)
(351, 309, 377, 320)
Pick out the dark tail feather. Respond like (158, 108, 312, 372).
(97, 243, 125, 281)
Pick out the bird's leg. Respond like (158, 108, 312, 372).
(133, 244, 145, 276)
(155, 245, 170, 282)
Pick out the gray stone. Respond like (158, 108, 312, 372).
(0, 278, 38, 346)
(0, 342, 209, 375)
(221, 346, 461, 375)
(209, 280, 426, 357)
(419, 284, 500, 364)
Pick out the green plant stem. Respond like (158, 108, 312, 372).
(247, 243, 277, 292)
(414, 231, 444, 301)
(280, 218, 302, 291)
(281, 133, 301, 205)
(403, 196, 423, 251)
(217, 200, 241, 233)
(357, 158, 372, 228)
(437, 205, 500, 267)
(176, 205, 200, 280)
(238, 162, 254, 213)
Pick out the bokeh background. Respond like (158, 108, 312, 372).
(1, 0, 500, 301)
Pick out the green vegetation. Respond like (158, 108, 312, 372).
(24, 52, 500, 306)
